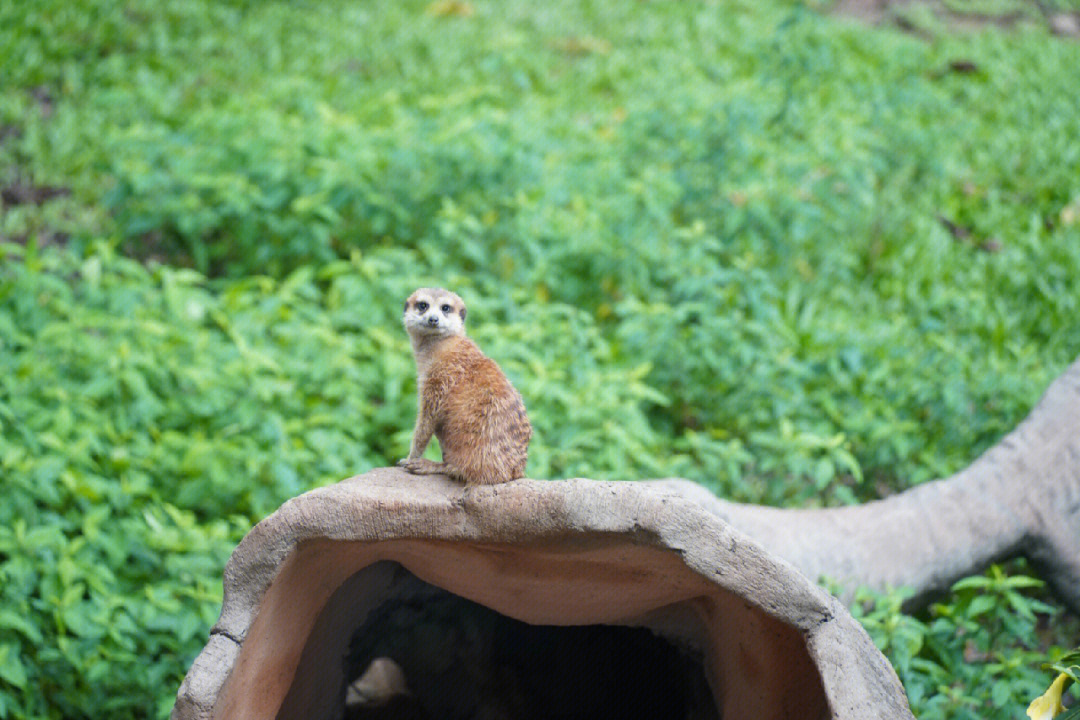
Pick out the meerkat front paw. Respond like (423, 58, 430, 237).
(397, 458, 446, 475)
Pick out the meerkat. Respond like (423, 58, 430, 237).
(397, 287, 532, 485)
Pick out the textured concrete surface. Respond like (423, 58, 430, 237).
(172, 470, 914, 720)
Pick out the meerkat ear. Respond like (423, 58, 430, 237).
(459, 307, 467, 321)
(403, 300, 409, 312)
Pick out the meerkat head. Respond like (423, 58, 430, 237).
(403, 287, 467, 339)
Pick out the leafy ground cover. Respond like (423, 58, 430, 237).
(2, 0, 1079, 717)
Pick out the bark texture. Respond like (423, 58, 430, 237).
(172, 470, 913, 720)
(650, 355, 1080, 612)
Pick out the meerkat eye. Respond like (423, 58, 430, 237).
(441, 304, 451, 313)
(416, 301, 429, 312)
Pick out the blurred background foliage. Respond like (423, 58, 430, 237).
(1, 0, 1079, 717)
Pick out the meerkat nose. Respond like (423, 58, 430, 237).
(426, 315, 439, 326)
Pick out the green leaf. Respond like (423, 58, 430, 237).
(965, 594, 996, 617)
(0, 646, 27, 688)
(0, 611, 43, 644)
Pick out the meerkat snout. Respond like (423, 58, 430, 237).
(403, 288, 466, 338)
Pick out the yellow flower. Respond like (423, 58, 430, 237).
(1027, 673, 1071, 720)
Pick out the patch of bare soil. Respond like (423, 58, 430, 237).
(0, 85, 75, 251)
(832, 0, 1080, 39)
(0, 125, 21, 145)
(1, 86, 69, 209)
(0, 177, 70, 207)
(0, 175, 72, 248)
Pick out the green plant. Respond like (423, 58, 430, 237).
(845, 563, 1079, 720)
(1025, 639, 1080, 719)
(2, 0, 1079, 717)
(0, 242, 692, 718)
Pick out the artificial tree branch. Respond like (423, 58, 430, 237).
(651, 355, 1080, 613)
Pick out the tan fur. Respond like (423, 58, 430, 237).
(398, 288, 532, 485)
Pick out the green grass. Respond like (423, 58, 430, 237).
(1, 0, 1079, 717)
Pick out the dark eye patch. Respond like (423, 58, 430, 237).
(441, 304, 451, 313)
(416, 301, 429, 312)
